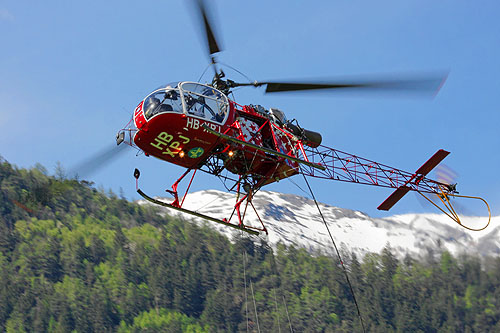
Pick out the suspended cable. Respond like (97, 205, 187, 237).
(193, 194, 223, 212)
(250, 279, 261, 333)
(197, 63, 212, 83)
(300, 171, 366, 333)
(287, 176, 310, 197)
(273, 288, 281, 333)
(219, 61, 254, 83)
(244, 251, 261, 333)
(263, 239, 294, 333)
(242, 249, 249, 332)
(283, 295, 293, 333)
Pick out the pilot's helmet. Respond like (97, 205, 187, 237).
(145, 96, 160, 116)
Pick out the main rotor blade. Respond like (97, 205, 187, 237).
(195, 0, 221, 56)
(236, 73, 448, 96)
(67, 143, 128, 179)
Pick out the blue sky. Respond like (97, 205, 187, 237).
(1, 0, 499, 218)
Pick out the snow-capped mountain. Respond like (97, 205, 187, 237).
(139, 190, 500, 258)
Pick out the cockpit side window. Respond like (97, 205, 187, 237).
(143, 88, 182, 120)
(180, 82, 228, 124)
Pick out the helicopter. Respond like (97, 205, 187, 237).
(116, 0, 490, 235)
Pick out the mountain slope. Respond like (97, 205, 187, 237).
(139, 189, 499, 258)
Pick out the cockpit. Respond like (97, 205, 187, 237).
(181, 82, 229, 123)
(143, 83, 183, 120)
(142, 82, 229, 124)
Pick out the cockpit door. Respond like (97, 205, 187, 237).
(179, 82, 229, 124)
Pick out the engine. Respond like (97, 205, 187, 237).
(284, 123, 322, 148)
(248, 104, 322, 148)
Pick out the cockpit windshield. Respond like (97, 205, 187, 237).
(143, 83, 182, 120)
(180, 82, 228, 124)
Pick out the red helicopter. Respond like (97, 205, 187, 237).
(116, 1, 490, 234)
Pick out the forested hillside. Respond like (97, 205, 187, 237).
(1, 157, 500, 332)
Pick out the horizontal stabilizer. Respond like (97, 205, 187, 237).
(378, 186, 411, 211)
(415, 149, 449, 176)
(377, 149, 450, 211)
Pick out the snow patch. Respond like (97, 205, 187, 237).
(138, 189, 499, 258)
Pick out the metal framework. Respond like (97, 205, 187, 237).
(299, 145, 450, 194)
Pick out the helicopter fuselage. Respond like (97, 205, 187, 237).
(119, 81, 318, 186)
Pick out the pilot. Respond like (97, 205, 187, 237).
(186, 94, 205, 118)
(144, 96, 160, 118)
(160, 90, 180, 112)
(213, 103, 227, 122)
(158, 103, 173, 112)
(213, 109, 224, 122)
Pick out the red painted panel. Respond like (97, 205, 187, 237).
(134, 112, 223, 169)
(133, 101, 147, 129)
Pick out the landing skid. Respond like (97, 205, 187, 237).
(137, 189, 260, 235)
(134, 168, 263, 235)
